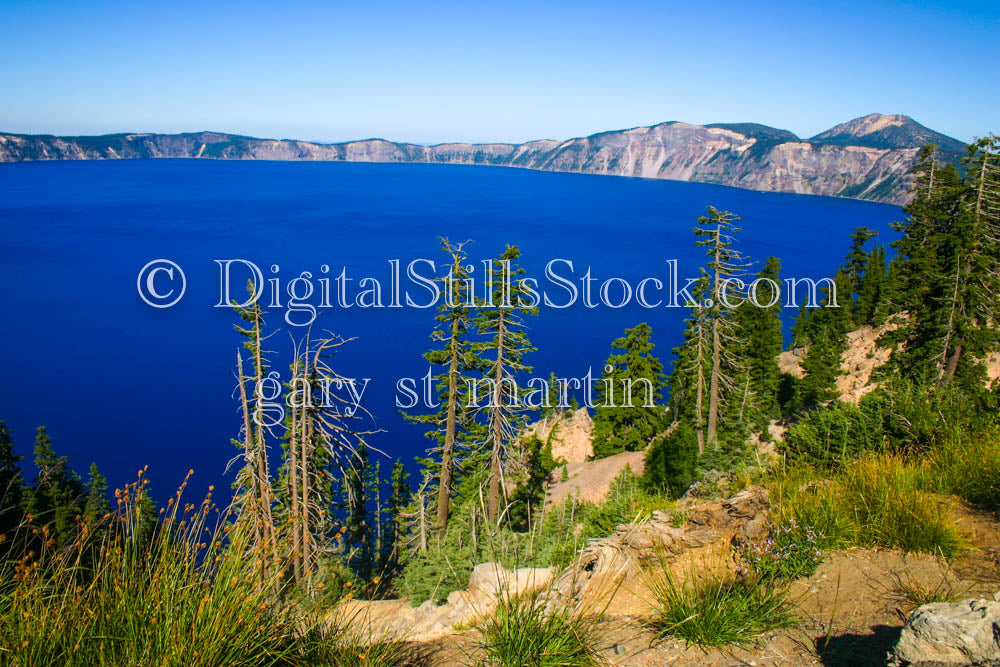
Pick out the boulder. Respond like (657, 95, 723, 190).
(892, 598, 1000, 665)
(467, 562, 556, 599)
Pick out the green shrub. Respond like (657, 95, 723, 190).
(783, 380, 996, 468)
(397, 468, 674, 605)
(643, 423, 698, 497)
(581, 466, 672, 537)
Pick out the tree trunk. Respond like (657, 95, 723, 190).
(436, 313, 460, 532)
(707, 225, 722, 449)
(695, 328, 705, 455)
(288, 358, 302, 584)
(488, 309, 506, 525)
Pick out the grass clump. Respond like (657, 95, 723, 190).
(769, 453, 966, 558)
(888, 563, 970, 612)
(646, 561, 793, 648)
(475, 592, 606, 666)
(0, 475, 385, 666)
(302, 624, 413, 667)
(922, 430, 1000, 511)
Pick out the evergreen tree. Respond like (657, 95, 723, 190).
(891, 137, 1000, 392)
(341, 443, 373, 584)
(856, 244, 888, 326)
(540, 370, 563, 419)
(508, 434, 556, 529)
(668, 270, 712, 452)
(591, 323, 668, 457)
(471, 244, 538, 524)
(132, 482, 158, 548)
(845, 227, 878, 304)
(24, 426, 83, 548)
(696, 207, 751, 448)
(790, 300, 811, 349)
(642, 423, 698, 497)
(83, 462, 111, 522)
(796, 268, 851, 407)
(405, 238, 481, 533)
(0, 421, 25, 557)
(734, 257, 784, 425)
(382, 459, 410, 580)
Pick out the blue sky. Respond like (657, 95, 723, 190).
(1, 0, 996, 143)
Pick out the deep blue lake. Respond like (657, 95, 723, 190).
(0, 159, 902, 503)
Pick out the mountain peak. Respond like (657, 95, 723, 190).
(811, 114, 965, 152)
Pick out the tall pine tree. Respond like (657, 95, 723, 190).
(591, 323, 668, 457)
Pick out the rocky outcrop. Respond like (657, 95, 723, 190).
(778, 319, 900, 404)
(0, 114, 965, 204)
(524, 408, 593, 464)
(552, 485, 770, 614)
(892, 597, 1000, 665)
(330, 486, 770, 641)
(332, 563, 555, 642)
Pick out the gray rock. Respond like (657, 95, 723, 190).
(893, 598, 1000, 665)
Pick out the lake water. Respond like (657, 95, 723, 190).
(0, 159, 902, 501)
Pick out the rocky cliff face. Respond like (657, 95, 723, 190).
(0, 114, 965, 204)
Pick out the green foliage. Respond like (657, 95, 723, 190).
(83, 463, 110, 522)
(646, 565, 793, 648)
(769, 454, 966, 558)
(0, 481, 310, 666)
(475, 591, 606, 666)
(381, 458, 410, 582)
(398, 467, 673, 605)
(580, 466, 672, 537)
(856, 244, 889, 325)
(591, 323, 668, 457)
(642, 423, 698, 498)
(404, 237, 483, 533)
(795, 269, 852, 408)
(733, 257, 785, 426)
(300, 617, 413, 667)
(509, 435, 558, 529)
(783, 379, 995, 468)
(917, 429, 1000, 512)
(341, 443, 375, 584)
(0, 421, 25, 557)
(889, 138, 1000, 391)
(23, 426, 84, 550)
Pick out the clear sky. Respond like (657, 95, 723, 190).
(1, 0, 996, 144)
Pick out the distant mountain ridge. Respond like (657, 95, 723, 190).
(809, 114, 965, 152)
(0, 114, 967, 204)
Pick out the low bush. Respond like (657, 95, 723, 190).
(783, 379, 995, 468)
